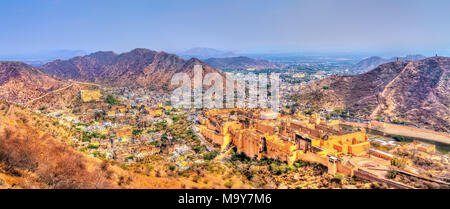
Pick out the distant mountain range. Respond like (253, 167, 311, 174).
(297, 56, 450, 132)
(178, 47, 237, 59)
(39, 48, 221, 88)
(203, 56, 280, 70)
(0, 50, 88, 66)
(351, 54, 427, 74)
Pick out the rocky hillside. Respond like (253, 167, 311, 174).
(39, 48, 222, 88)
(204, 56, 279, 70)
(351, 54, 427, 74)
(0, 62, 66, 104)
(297, 56, 450, 132)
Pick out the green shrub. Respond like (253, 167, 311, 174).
(105, 95, 119, 105)
(386, 169, 397, 179)
(391, 158, 406, 168)
(203, 150, 219, 161)
(333, 173, 345, 183)
(193, 145, 206, 154)
(231, 152, 251, 162)
(150, 140, 160, 146)
(269, 162, 288, 175)
(294, 160, 309, 168)
(147, 129, 160, 133)
(87, 143, 99, 149)
(192, 175, 201, 183)
(169, 165, 176, 171)
(225, 180, 233, 189)
(392, 135, 406, 142)
(133, 129, 143, 136)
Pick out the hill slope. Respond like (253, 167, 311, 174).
(204, 56, 279, 70)
(39, 48, 221, 88)
(0, 102, 227, 189)
(0, 62, 66, 104)
(351, 54, 427, 74)
(297, 56, 450, 132)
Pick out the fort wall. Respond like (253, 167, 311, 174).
(198, 110, 373, 179)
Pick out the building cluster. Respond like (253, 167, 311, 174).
(196, 109, 370, 175)
(109, 87, 171, 107)
(83, 132, 161, 162)
(59, 88, 175, 163)
(72, 120, 165, 163)
(366, 137, 437, 161)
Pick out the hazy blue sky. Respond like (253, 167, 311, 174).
(1, 0, 449, 56)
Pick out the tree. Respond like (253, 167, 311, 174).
(105, 95, 118, 105)
(203, 150, 219, 160)
(94, 111, 103, 120)
(132, 129, 143, 136)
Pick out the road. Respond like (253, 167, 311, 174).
(191, 124, 214, 151)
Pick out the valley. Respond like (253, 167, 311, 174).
(0, 48, 448, 190)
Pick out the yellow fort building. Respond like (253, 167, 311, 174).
(196, 109, 370, 176)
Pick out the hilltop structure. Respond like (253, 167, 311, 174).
(80, 90, 102, 102)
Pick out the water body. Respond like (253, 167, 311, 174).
(339, 124, 450, 154)
(372, 131, 450, 155)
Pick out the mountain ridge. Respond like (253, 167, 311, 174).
(39, 48, 222, 88)
(178, 47, 237, 59)
(203, 56, 279, 70)
(297, 56, 450, 132)
(0, 61, 67, 104)
(351, 54, 427, 74)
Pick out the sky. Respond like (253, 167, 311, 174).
(0, 0, 449, 56)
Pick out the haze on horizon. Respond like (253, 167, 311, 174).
(1, 0, 449, 57)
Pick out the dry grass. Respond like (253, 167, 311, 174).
(0, 124, 116, 189)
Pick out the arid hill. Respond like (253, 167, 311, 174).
(0, 62, 66, 104)
(297, 56, 450, 132)
(351, 54, 427, 74)
(40, 48, 222, 88)
(204, 56, 280, 70)
(26, 82, 99, 111)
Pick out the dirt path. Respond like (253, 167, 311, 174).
(370, 62, 412, 118)
(25, 83, 74, 106)
(25, 81, 101, 107)
(191, 124, 214, 151)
